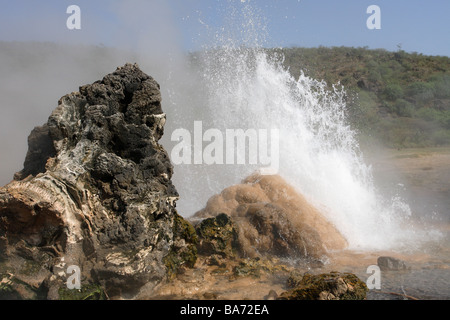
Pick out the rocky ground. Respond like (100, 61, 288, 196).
(142, 147, 450, 301)
(142, 240, 450, 300)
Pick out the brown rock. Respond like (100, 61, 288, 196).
(377, 256, 409, 271)
(194, 174, 347, 261)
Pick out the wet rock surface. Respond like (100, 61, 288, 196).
(0, 64, 196, 299)
(377, 256, 409, 271)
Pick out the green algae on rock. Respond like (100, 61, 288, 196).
(195, 213, 240, 259)
(232, 257, 292, 279)
(58, 283, 106, 300)
(164, 213, 198, 279)
(279, 271, 368, 300)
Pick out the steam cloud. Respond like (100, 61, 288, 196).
(0, 0, 191, 186)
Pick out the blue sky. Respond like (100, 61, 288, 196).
(0, 0, 449, 56)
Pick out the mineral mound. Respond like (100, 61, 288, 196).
(193, 174, 348, 262)
(0, 63, 196, 300)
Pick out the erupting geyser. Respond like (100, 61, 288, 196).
(167, 0, 436, 252)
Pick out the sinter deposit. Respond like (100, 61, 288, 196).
(193, 174, 347, 261)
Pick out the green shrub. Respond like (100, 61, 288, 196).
(384, 83, 404, 101)
(394, 99, 414, 117)
(407, 82, 435, 102)
(416, 107, 441, 122)
(432, 74, 450, 99)
(431, 129, 450, 145)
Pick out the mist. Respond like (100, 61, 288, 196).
(0, 0, 193, 187)
(0, 0, 263, 218)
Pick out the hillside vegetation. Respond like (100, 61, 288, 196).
(276, 46, 450, 149)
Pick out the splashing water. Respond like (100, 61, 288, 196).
(164, 0, 438, 251)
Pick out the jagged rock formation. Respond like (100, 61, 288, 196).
(193, 174, 348, 262)
(0, 63, 196, 299)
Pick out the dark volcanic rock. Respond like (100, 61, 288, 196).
(377, 256, 409, 271)
(0, 63, 196, 299)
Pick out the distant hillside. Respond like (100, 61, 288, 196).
(276, 46, 450, 149)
